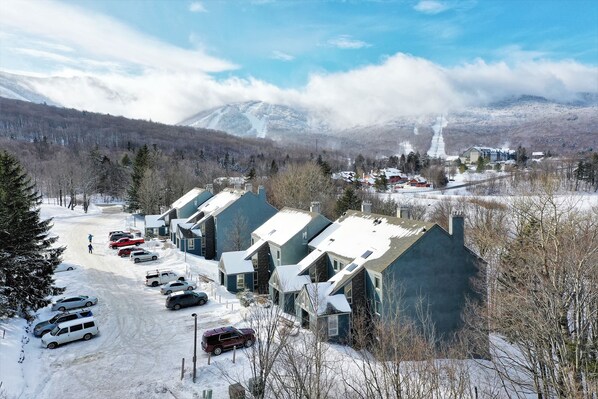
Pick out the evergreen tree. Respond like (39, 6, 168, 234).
(246, 167, 256, 181)
(476, 156, 487, 172)
(335, 186, 361, 217)
(0, 151, 65, 320)
(127, 145, 149, 212)
(374, 173, 388, 192)
(316, 155, 332, 176)
(270, 159, 279, 176)
(516, 145, 528, 167)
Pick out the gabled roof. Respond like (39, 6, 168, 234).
(171, 187, 207, 209)
(169, 218, 186, 231)
(270, 264, 311, 293)
(243, 238, 267, 260)
(158, 187, 208, 220)
(251, 208, 317, 247)
(300, 282, 351, 316)
(299, 210, 434, 274)
(177, 223, 201, 239)
(190, 188, 245, 229)
(144, 215, 166, 229)
(219, 251, 254, 275)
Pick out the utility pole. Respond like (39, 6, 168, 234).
(192, 313, 198, 383)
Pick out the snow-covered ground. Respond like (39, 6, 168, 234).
(2, 189, 596, 398)
(0, 203, 247, 398)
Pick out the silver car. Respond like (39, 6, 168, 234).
(51, 295, 98, 311)
(130, 250, 158, 263)
(160, 281, 196, 295)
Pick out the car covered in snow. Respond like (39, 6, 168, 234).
(54, 263, 76, 272)
(51, 295, 98, 312)
(160, 280, 196, 295)
(33, 309, 93, 337)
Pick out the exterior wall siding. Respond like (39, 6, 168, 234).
(256, 244, 270, 294)
(380, 227, 482, 340)
(204, 216, 216, 260)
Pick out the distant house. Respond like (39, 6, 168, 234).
(178, 184, 277, 260)
(220, 203, 331, 294)
(144, 215, 166, 237)
(158, 187, 213, 237)
(278, 208, 484, 345)
(460, 146, 514, 164)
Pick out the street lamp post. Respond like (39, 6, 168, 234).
(192, 313, 198, 383)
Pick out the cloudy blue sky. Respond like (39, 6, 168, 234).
(1, 0, 597, 126)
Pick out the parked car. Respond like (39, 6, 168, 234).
(110, 237, 145, 249)
(160, 281, 196, 295)
(33, 310, 93, 337)
(109, 232, 133, 242)
(117, 246, 143, 257)
(165, 291, 208, 310)
(108, 230, 126, 238)
(145, 270, 184, 286)
(130, 250, 159, 264)
(41, 316, 99, 349)
(54, 263, 76, 272)
(201, 326, 255, 355)
(51, 295, 98, 312)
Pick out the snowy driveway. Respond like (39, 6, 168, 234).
(4, 206, 247, 398)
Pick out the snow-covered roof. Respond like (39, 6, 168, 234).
(271, 264, 311, 292)
(177, 223, 201, 239)
(303, 282, 351, 316)
(219, 251, 254, 275)
(169, 218, 186, 231)
(190, 188, 245, 229)
(243, 238, 267, 260)
(299, 210, 433, 274)
(171, 187, 206, 210)
(251, 208, 314, 246)
(144, 215, 165, 229)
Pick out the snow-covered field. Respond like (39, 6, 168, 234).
(0, 203, 249, 398)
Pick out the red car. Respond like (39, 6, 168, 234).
(201, 326, 255, 355)
(110, 237, 145, 249)
(117, 246, 143, 257)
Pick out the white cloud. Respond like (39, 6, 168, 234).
(0, 0, 233, 73)
(270, 50, 295, 61)
(1, 1, 595, 130)
(414, 1, 449, 14)
(189, 2, 207, 13)
(327, 35, 371, 50)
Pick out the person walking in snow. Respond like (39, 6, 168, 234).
(88, 243, 93, 254)
(88, 233, 93, 243)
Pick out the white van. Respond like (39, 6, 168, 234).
(41, 316, 99, 349)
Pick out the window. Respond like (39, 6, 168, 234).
(339, 262, 344, 270)
(188, 239, 195, 250)
(345, 282, 353, 305)
(237, 274, 245, 289)
(58, 328, 68, 335)
(70, 324, 83, 332)
(374, 275, 381, 291)
(333, 260, 338, 271)
(84, 322, 95, 329)
(276, 250, 281, 266)
(328, 315, 338, 337)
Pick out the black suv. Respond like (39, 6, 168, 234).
(165, 291, 208, 310)
(201, 326, 256, 355)
(33, 310, 93, 337)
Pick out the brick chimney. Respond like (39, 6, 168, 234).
(449, 211, 464, 246)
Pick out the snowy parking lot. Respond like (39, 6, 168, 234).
(0, 204, 253, 398)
